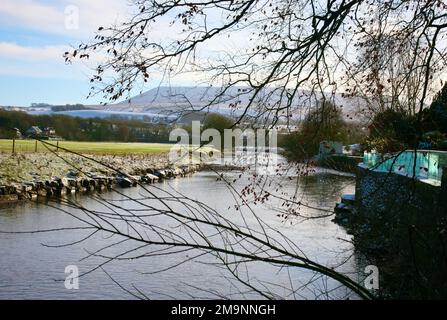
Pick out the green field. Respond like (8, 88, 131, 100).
(0, 139, 174, 155)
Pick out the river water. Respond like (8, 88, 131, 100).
(0, 168, 359, 300)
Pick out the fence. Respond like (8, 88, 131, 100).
(1, 139, 60, 153)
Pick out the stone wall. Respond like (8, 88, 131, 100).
(351, 165, 447, 298)
(355, 165, 445, 217)
(0, 163, 201, 205)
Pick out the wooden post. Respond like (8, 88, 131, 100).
(12, 138, 15, 154)
(56, 140, 59, 152)
(35, 140, 38, 153)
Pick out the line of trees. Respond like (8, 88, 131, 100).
(0, 110, 172, 143)
(280, 83, 447, 160)
(279, 101, 367, 161)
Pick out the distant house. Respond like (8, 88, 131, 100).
(25, 126, 58, 139)
(43, 127, 56, 137)
(25, 126, 43, 138)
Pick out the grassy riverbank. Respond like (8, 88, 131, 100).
(0, 139, 173, 155)
(0, 139, 173, 185)
(0, 139, 219, 186)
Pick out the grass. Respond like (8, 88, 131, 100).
(0, 139, 174, 155)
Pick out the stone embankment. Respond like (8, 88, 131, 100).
(0, 152, 200, 204)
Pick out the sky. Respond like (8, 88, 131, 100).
(0, 0, 249, 107)
(0, 0, 133, 106)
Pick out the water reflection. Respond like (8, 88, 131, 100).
(0, 169, 358, 299)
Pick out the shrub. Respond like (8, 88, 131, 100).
(366, 109, 417, 152)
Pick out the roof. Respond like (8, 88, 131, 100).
(26, 126, 43, 134)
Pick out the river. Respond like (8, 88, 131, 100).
(0, 168, 359, 300)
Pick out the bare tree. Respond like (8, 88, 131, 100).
(65, 0, 447, 123)
(55, 0, 447, 299)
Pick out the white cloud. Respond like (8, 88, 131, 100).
(0, 0, 250, 84)
(0, 41, 106, 64)
(0, 0, 130, 38)
(0, 42, 103, 80)
(0, 0, 62, 29)
(0, 42, 68, 61)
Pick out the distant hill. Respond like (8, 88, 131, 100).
(100, 86, 371, 123)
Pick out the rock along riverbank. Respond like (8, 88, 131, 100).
(0, 152, 201, 204)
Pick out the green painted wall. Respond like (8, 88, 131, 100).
(362, 150, 447, 181)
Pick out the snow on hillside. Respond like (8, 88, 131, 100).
(99, 86, 371, 122)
